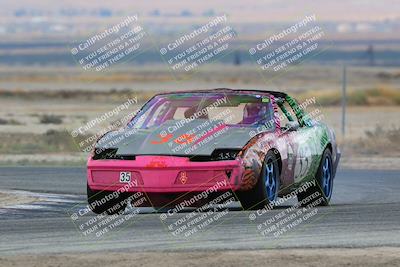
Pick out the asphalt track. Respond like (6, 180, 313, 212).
(0, 166, 399, 255)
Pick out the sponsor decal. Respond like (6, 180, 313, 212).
(174, 133, 196, 145)
(151, 133, 173, 144)
(179, 171, 188, 184)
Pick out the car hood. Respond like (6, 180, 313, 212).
(96, 119, 264, 156)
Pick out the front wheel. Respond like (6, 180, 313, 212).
(237, 151, 280, 210)
(87, 184, 128, 215)
(297, 149, 333, 207)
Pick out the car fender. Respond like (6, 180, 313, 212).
(238, 131, 288, 190)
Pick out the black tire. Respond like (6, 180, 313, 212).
(297, 149, 333, 207)
(237, 151, 280, 210)
(87, 184, 128, 215)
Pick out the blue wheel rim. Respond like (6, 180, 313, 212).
(322, 157, 332, 198)
(265, 161, 277, 202)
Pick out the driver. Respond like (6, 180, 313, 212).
(242, 103, 268, 125)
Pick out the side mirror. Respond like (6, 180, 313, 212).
(285, 121, 299, 131)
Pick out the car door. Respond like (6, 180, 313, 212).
(275, 100, 298, 185)
(292, 123, 317, 183)
(283, 99, 319, 184)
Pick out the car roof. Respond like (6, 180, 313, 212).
(155, 88, 288, 98)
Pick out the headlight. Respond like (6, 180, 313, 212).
(92, 148, 118, 160)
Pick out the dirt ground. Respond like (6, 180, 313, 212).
(1, 247, 399, 267)
(0, 191, 37, 207)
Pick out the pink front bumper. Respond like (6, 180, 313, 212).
(87, 155, 245, 193)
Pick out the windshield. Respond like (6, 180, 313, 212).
(129, 93, 275, 129)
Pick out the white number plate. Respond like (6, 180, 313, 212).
(119, 171, 131, 183)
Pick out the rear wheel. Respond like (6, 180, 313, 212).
(237, 151, 280, 210)
(297, 149, 333, 207)
(87, 184, 128, 215)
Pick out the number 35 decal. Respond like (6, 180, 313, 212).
(294, 144, 312, 182)
(119, 171, 131, 183)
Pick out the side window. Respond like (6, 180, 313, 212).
(277, 99, 296, 130)
(285, 96, 312, 127)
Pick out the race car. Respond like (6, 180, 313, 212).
(87, 89, 340, 214)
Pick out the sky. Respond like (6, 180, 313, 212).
(0, 0, 399, 22)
